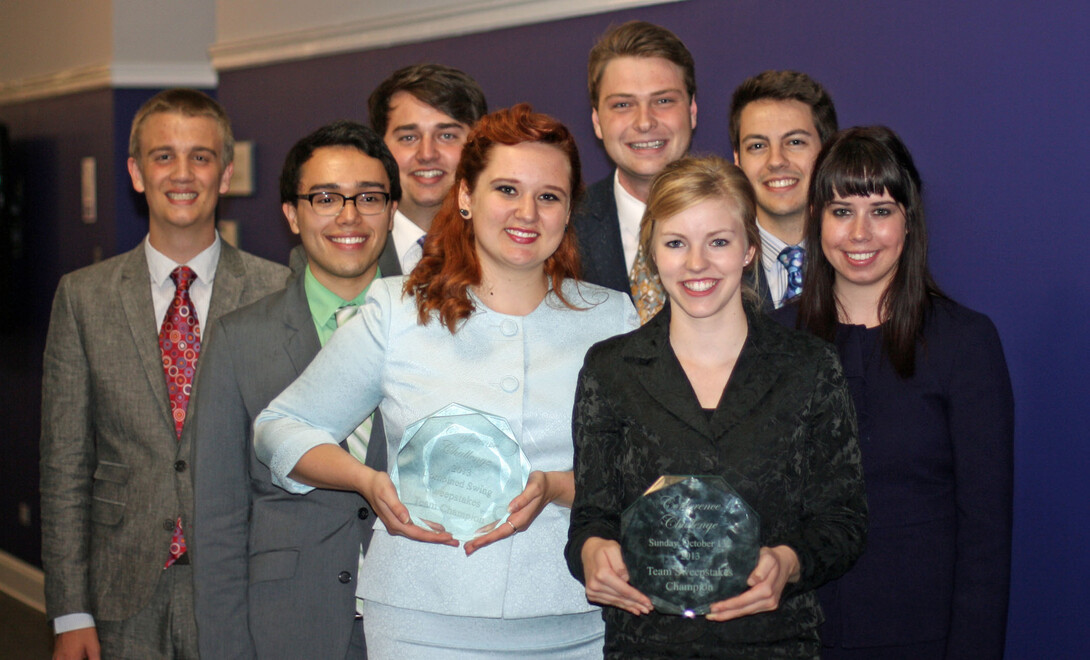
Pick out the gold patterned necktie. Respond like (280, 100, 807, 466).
(629, 242, 666, 325)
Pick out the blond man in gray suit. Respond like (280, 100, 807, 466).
(40, 89, 288, 660)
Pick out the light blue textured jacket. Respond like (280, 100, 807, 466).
(255, 276, 637, 619)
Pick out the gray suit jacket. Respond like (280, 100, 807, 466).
(572, 175, 630, 294)
(191, 271, 386, 660)
(40, 241, 289, 623)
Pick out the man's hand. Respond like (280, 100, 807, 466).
(53, 627, 100, 660)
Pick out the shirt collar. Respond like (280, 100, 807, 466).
(391, 209, 426, 257)
(757, 218, 805, 271)
(144, 233, 222, 286)
(612, 169, 646, 232)
(303, 264, 377, 330)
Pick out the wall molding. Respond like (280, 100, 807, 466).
(0, 63, 217, 105)
(0, 550, 45, 614)
(210, 0, 684, 71)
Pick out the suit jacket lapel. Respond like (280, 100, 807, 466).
(627, 305, 785, 444)
(627, 307, 715, 440)
(577, 177, 629, 293)
(280, 272, 321, 375)
(710, 310, 782, 440)
(207, 242, 246, 325)
(119, 246, 174, 426)
(377, 235, 402, 277)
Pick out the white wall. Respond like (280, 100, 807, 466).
(0, 0, 678, 102)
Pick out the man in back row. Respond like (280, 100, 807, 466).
(367, 63, 487, 273)
(573, 20, 697, 309)
(729, 70, 838, 309)
(40, 89, 288, 659)
(191, 121, 397, 659)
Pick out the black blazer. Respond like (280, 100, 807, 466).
(573, 175, 630, 294)
(567, 304, 867, 654)
(774, 299, 1013, 657)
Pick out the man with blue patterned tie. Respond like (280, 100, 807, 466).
(730, 71, 839, 309)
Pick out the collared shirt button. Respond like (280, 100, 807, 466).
(338, 571, 352, 584)
(501, 376, 519, 392)
(500, 319, 518, 336)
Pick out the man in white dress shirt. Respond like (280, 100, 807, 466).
(367, 63, 487, 274)
(572, 20, 698, 297)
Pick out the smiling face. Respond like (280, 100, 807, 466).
(128, 112, 232, 240)
(592, 56, 696, 201)
(733, 98, 821, 230)
(821, 191, 907, 300)
(383, 91, 470, 229)
(653, 197, 756, 324)
(283, 146, 395, 301)
(459, 142, 572, 284)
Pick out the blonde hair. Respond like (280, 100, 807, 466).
(639, 155, 761, 304)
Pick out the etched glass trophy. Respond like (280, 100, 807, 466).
(620, 475, 760, 617)
(390, 403, 530, 541)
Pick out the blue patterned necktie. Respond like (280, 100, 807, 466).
(778, 245, 805, 304)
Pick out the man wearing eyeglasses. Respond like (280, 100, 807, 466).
(191, 120, 396, 659)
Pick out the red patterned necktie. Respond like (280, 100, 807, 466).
(160, 265, 200, 567)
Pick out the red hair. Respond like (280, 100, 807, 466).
(405, 103, 584, 331)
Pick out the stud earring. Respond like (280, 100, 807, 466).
(459, 209, 470, 218)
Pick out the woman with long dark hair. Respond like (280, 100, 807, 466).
(254, 104, 637, 658)
(783, 126, 1013, 659)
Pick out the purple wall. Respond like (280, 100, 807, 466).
(217, 2, 1088, 656)
(0, 0, 1084, 655)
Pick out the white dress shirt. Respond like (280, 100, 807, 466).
(390, 210, 426, 274)
(612, 170, 646, 275)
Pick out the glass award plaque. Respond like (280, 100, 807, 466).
(390, 403, 530, 541)
(620, 475, 760, 617)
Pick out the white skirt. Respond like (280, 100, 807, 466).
(362, 600, 604, 660)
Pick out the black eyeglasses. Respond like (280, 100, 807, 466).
(296, 191, 391, 216)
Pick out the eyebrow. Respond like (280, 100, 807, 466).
(490, 177, 569, 196)
(305, 181, 388, 192)
(147, 146, 218, 155)
(603, 88, 685, 100)
(659, 228, 740, 238)
(391, 122, 466, 133)
(741, 128, 815, 142)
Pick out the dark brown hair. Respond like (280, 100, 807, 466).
(368, 63, 487, 137)
(729, 70, 837, 152)
(797, 126, 947, 378)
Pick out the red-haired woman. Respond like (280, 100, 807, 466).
(255, 105, 637, 658)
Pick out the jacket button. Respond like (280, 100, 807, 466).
(163, 519, 175, 531)
(357, 507, 369, 520)
(338, 571, 352, 584)
(174, 460, 187, 472)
